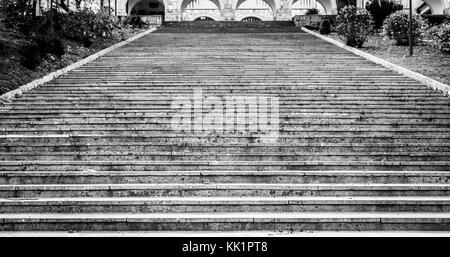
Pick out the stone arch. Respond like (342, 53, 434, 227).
(234, 0, 279, 13)
(180, 0, 224, 12)
(191, 14, 219, 20)
(127, 0, 167, 14)
(422, 0, 449, 14)
(288, 0, 336, 14)
(241, 14, 265, 20)
(179, 0, 224, 20)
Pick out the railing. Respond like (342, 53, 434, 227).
(140, 15, 163, 26)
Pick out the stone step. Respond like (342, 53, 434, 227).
(2, 132, 450, 139)
(17, 92, 444, 98)
(2, 140, 449, 148)
(2, 212, 449, 231)
(2, 108, 448, 116)
(0, 183, 449, 197)
(2, 117, 449, 126)
(1, 170, 448, 185)
(2, 126, 450, 133)
(2, 28, 450, 232)
(6, 103, 450, 110)
(15, 93, 441, 98)
(2, 134, 449, 144)
(9, 99, 450, 105)
(0, 161, 449, 171)
(1, 196, 450, 213)
(1, 152, 449, 162)
(39, 83, 427, 88)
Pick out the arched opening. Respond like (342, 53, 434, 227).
(291, 0, 327, 16)
(236, 0, 276, 21)
(289, 0, 335, 14)
(127, 0, 165, 16)
(242, 16, 263, 21)
(181, 0, 222, 21)
(194, 16, 216, 20)
(415, 0, 448, 14)
(336, 0, 356, 10)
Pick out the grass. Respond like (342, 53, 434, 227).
(0, 27, 145, 96)
(327, 32, 450, 86)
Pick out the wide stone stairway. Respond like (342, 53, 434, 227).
(1, 22, 450, 232)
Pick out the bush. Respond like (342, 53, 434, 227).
(366, 0, 403, 29)
(61, 7, 121, 46)
(319, 19, 331, 34)
(61, 9, 97, 46)
(425, 22, 450, 53)
(305, 8, 319, 16)
(335, 6, 374, 48)
(123, 15, 144, 28)
(95, 7, 121, 37)
(383, 11, 424, 45)
(36, 35, 65, 58)
(421, 15, 450, 26)
(20, 43, 41, 69)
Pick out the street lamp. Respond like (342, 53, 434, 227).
(409, 0, 413, 56)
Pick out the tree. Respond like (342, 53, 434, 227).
(366, 0, 403, 29)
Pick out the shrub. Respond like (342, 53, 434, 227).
(123, 15, 144, 28)
(335, 6, 374, 48)
(20, 43, 41, 69)
(319, 19, 331, 34)
(0, 41, 6, 54)
(305, 8, 319, 16)
(61, 7, 121, 45)
(95, 7, 121, 37)
(61, 9, 97, 47)
(383, 11, 424, 45)
(36, 35, 65, 58)
(425, 22, 450, 53)
(421, 15, 450, 26)
(365, 0, 403, 29)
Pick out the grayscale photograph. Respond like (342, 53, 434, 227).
(0, 0, 449, 246)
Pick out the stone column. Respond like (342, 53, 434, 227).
(116, 0, 128, 16)
(165, 1, 180, 21)
(275, 0, 290, 21)
(221, 2, 236, 20)
(165, 9, 180, 21)
(445, 8, 450, 16)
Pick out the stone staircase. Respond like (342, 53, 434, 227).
(0, 22, 450, 232)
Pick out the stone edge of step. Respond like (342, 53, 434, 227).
(1, 230, 450, 237)
(1, 212, 450, 223)
(0, 28, 157, 104)
(301, 27, 450, 97)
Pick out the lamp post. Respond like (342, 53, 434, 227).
(49, 0, 54, 37)
(409, 0, 413, 56)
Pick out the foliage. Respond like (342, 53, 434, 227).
(61, 7, 121, 46)
(123, 15, 144, 29)
(61, 9, 97, 47)
(365, 0, 403, 29)
(1, 0, 36, 35)
(305, 8, 319, 16)
(383, 11, 424, 45)
(95, 7, 121, 37)
(421, 15, 450, 26)
(335, 5, 374, 48)
(36, 35, 65, 58)
(319, 20, 331, 34)
(20, 43, 41, 69)
(425, 22, 450, 54)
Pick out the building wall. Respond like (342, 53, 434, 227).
(70, 0, 450, 21)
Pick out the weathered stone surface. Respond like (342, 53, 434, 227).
(0, 22, 449, 231)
